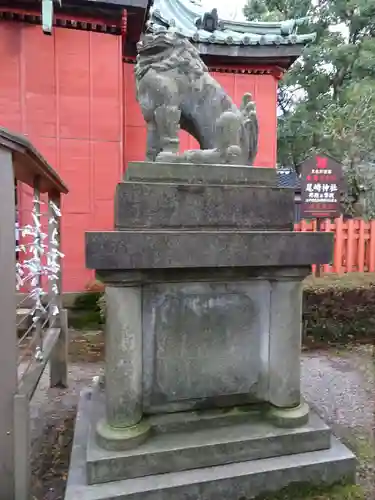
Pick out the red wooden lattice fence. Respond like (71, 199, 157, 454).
(294, 217, 375, 275)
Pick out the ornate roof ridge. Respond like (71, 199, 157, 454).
(219, 18, 309, 36)
(149, 0, 316, 46)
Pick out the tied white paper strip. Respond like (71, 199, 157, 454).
(15, 198, 63, 361)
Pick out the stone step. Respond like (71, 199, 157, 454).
(71, 440, 356, 500)
(65, 391, 356, 500)
(87, 418, 331, 484)
(86, 398, 331, 484)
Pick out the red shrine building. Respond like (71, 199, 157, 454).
(0, 0, 314, 292)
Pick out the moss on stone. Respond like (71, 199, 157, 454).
(253, 481, 365, 500)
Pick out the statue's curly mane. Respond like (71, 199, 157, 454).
(135, 32, 207, 81)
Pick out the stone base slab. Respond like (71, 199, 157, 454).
(64, 389, 356, 500)
(114, 181, 294, 231)
(86, 230, 333, 271)
(87, 393, 331, 484)
(124, 162, 278, 186)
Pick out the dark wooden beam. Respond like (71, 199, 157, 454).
(0, 0, 149, 9)
(197, 42, 303, 69)
(123, 39, 301, 69)
(0, 0, 151, 38)
(81, 0, 149, 8)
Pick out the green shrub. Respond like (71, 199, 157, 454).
(69, 291, 104, 329)
(303, 273, 375, 346)
(97, 294, 106, 322)
(69, 310, 103, 330)
(72, 292, 102, 311)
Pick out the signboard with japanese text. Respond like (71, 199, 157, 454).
(300, 154, 343, 219)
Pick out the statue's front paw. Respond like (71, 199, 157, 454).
(156, 151, 181, 163)
(225, 145, 242, 164)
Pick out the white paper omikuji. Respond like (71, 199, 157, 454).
(50, 201, 61, 217)
(15, 199, 63, 356)
(34, 346, 44, 362)
(51, 304, 59, 316)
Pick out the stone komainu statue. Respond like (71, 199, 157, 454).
(135, 30, 258, 165)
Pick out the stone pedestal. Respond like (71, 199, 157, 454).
(65, 162, 356, 500)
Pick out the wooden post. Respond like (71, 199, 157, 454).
(315, 218, 323, 277)
(48, 192, 68, 388)
(334, 217, 343, 274)
(346, 219, 355, 273)
(323, 218, 333, 274)
(358, 219, 365, 273)
(0, 148, 17, 500)
(369, 221, 375, 272)
(33, 176, 43, 353)
(50, 308, 68, 388)
(13, 394, 30, 500)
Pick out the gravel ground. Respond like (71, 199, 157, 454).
(28, 363, 103, 440)
(28, 344, 374, 499)
(302, 345, 374, 431)
(302, 345, 375, 496)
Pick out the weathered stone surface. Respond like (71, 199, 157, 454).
(97, 267, 310, 286)
(78, 153, 342, 500)
(148, 405, 266, 434)
(268, 401, 310, 428)
(104, 287, 143, 428)
(135, 31, 258, 165)
(87, 394, 331, 483)
(125, 162, 278, 186)
(269, 279, 303, 408)
(96, 418, 151, 452)
(142, 281, 269, 412)
(100, 273, 311, 417)
(115, 182, 294, 230)
(65, 389, 356, 500)
(86, 230, 333, 271)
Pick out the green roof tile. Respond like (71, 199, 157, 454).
(148, 0, 316, 46)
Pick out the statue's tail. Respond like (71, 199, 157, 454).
(240, 93, 258, 165)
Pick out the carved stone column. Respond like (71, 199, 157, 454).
(268, 271, 310, 427)
(95, 285, 150, 451)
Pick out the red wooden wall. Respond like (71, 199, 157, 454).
(0, 22, 123, 291)
(1, 21, 278, 292)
